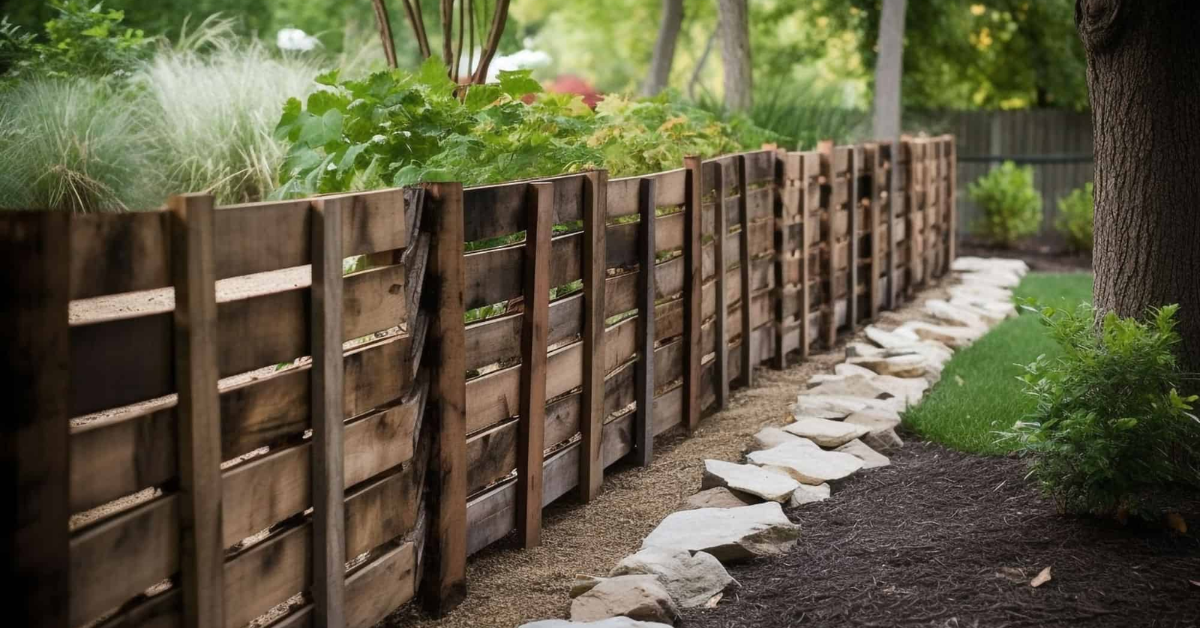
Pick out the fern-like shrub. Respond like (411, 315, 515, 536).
(968, 161, 1042, 247)
(1056, 182, 1094, 253)
(1001, 302, 1200, 520)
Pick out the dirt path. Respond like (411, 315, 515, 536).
(384, 292, 947, 628)
(683, 439, 1200, 628)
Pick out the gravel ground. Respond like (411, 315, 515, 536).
(384, 284, 951, 628)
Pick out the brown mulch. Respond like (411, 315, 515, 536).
(684, 437, 1200, 628)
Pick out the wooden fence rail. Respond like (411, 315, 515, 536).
(4, 136, 955, 628)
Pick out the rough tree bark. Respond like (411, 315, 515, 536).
(1078, 0, 1200, 372)
(718, 0, 752, 112)
(872, 0, 907, 141)
(642, 0, 685, 97)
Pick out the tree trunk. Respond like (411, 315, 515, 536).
(718, 0, 752, 112)
(1078, 0, 1200, 371)
(872, 0, 907, 141)
(642, 0, 685, 97)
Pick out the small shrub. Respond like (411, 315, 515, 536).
(968, 161, 1042, 247)
(1, 0, 152, 86)
(1000, 302, 1200, 520)
(1056, 182, 1094, 253)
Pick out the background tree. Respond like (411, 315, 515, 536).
(1077, 0, 1200, 372)
(641, 0, 683, 96)
(872, 0, 906, 140)
(717, 0, 751, 111)
(375, 0, 511, 83)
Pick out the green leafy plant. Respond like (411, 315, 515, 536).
(273, 58, 765, 198)
(1, 1, 151, 85)
(968, 161, 1042, 247)
(1056, 182, 1093, 253)
(1000, 302, 1200, 520)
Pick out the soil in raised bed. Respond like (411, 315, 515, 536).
(684, 437, 1200, 628)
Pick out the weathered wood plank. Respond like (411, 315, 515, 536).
(461, 174, 588, 243)
(818, 143, 838, 347)
(848, 146, 860, 329)
(3, 211, 70, 628)
(737, 156, 755, 386)
(420, 182, 467, 614)
(168, 195, 225, 628)
(518, 182, 552, 548)
(310, 196, 347, 628)
(462, 231, 581, 311)
(581, 171, 608, 496)
(712, 162, 731, 405)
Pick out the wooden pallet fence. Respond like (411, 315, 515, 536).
(10, 139, 955, 628)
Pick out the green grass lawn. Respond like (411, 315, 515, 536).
(902, 272, 1094, 455)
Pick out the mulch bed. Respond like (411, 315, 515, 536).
(959, 241, 1091, 273)
(684, 437, 1200, 628)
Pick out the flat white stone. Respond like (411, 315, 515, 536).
(948, 284, 1014, 306)
(783, 417, 871, 448)
(835, 362, 880, 377)
(807, 373, 849, 387)
(844, 409, 905, 452)
(570, 574, 679, 624)
(610, 548, 736, 608)
(836, 438, 891, 468)
(684, 487, 759, 510)
(522, 618, 675, 628)
(947, 298, 1013, 324)
(866, 325, 920, 349)
(925, 299, 989, 330)
(788, 482, 831, 507)
(801, 375, 888, 399)
(845, 342, 885, 358)
(872, 375, 929, 404)
(747, 441, 864, 484)
(752, 426, 818, 451)
(846, 354, 929, 378)
(641, 503, 801, 562)
(952, 256, 1029, 276)
(966, 270, 1022, 288)
(900, 320, 981, 349)
(702, 459, 800, 503)
(793, 394, 870, 418)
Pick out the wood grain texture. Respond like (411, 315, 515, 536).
(818, 144, 838, 348)
(581, 171, 607, 492)
(461, 174, 588, 243)
(311, 196, 347, 628)
(848, 146, 860, 329)
(634, 177, 657, 466)
(2, 211, 70, 628)
(168, 194, 225, 628)
(683, 156, 704, 432)
(462, 231, 581, 310)
(517, 182, 552, 548)
(712, 162, 730, 405)
(420, 182, 467, 614)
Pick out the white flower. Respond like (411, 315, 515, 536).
(276, 28, 320, 52)
(371, 134, 387, 144)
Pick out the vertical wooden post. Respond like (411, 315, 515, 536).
(634, 178, 657, 466)
(847, 147, 860, 330)
(421, 182, 467, 614)
(713, 165, 730, 402)
(946, 135, 958, 271)
(818, 142, 837, 348)
(518, 182, 552, 547)
(167, 195, 225, 628)
(683, 156, 704, 432)
(866, 144, 882, 319)
(800, 154, 817, 358)
(3, 211, 69, 628)
(886, 141, 900, 309)
(310, 197, 347, 628)
(922, 140, 935, 286)
(580, 172, 607, 496)
(736, 155, 754, 386)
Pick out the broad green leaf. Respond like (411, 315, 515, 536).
(338, 143, 368, 175)
(464, 84, 503, 111)
(417, 57, 455, 96)
(298, 109, 343, 148)
(275, 98, 303, 140)
(315, 69, 341, 86)
(497, 70, 542, 98)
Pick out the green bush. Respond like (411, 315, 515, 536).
(1056, 182, 1094, 253)
(1, 0, 151, 86)
(968, 161, 1042, 247)
(1000, 302, 1200, 520)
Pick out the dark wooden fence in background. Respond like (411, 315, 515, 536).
(4, 136, 955, 628)
(919, 109, 1092, 241)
